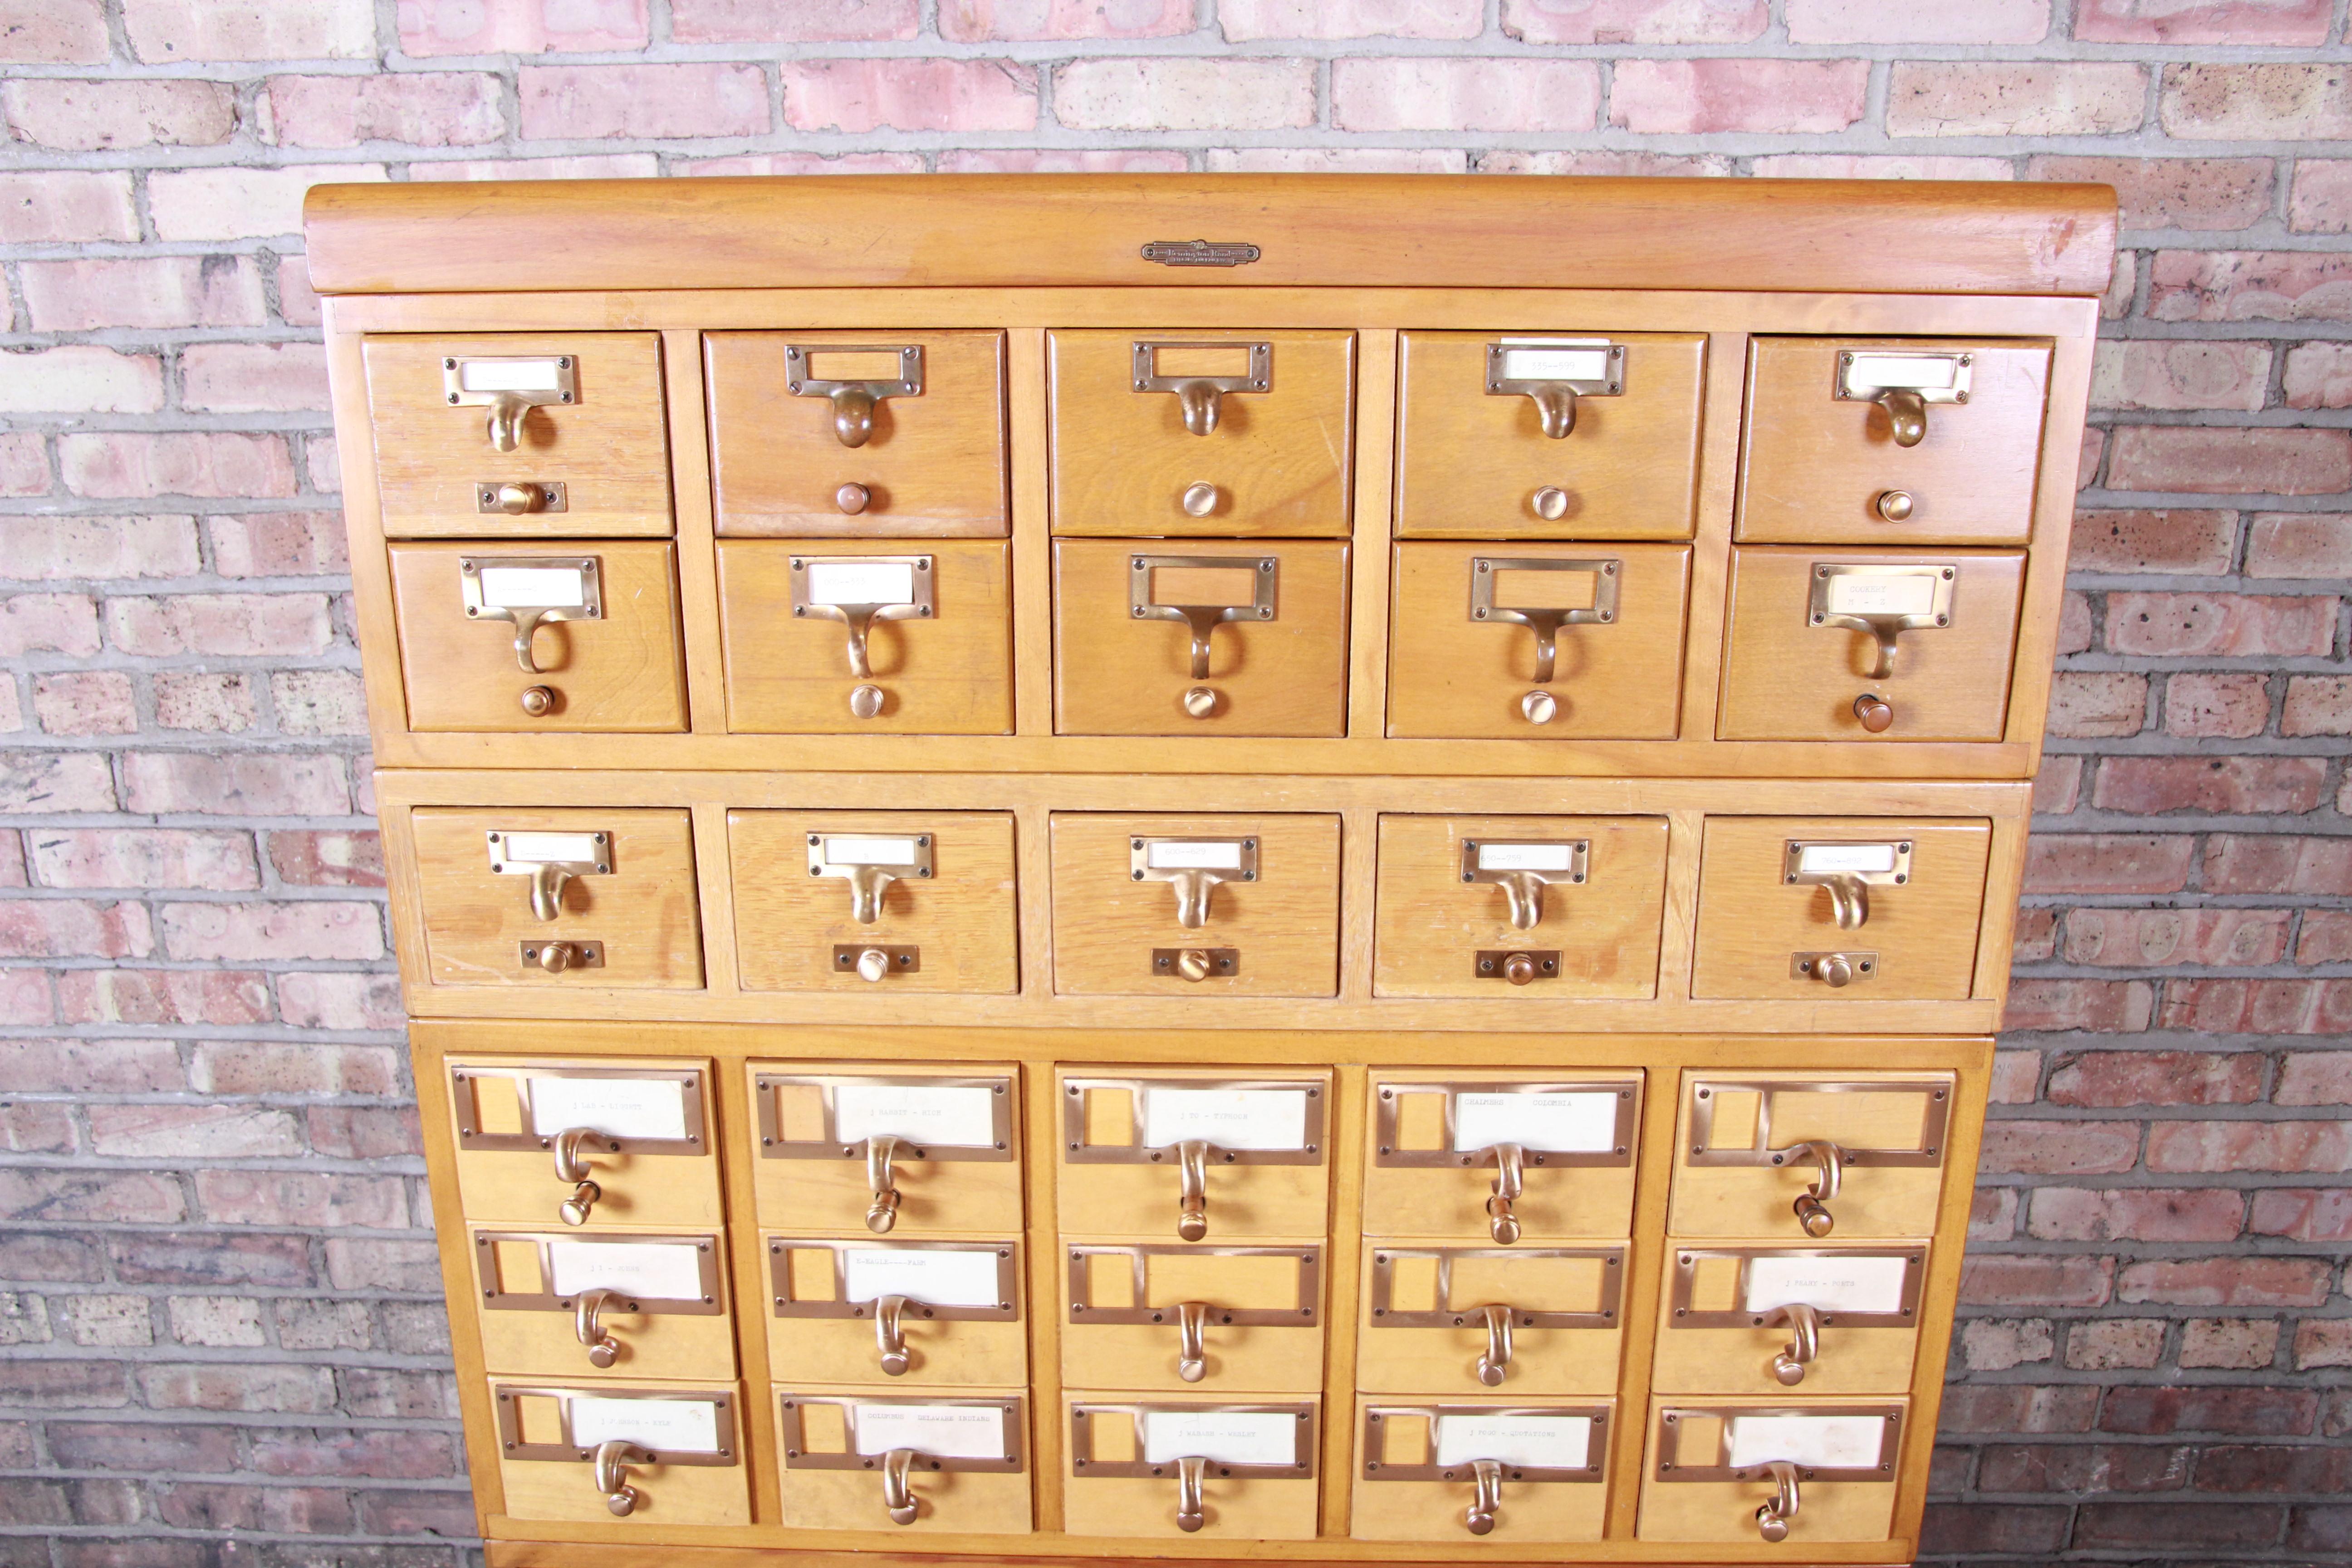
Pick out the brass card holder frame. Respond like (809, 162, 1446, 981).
(1066, 1244, 1322, 1327)
(1366, 1245, 1625, 1332)
(1667, 1247, 1925, 1331)
(1833, 348, 1972, 448)
(461, 555, 603, 676)
(1131, 339, 1273, 436)
(1068, 1400, 1318, 1478)
(1485, 338, 1626, 439)
(443, 353, 576, 452)
(1129, 834, 1260, 929)
(805, 831, 935, 925)
(1360, 1403, 1609, 1482)
(451, 1063, 708, 1158)
(1061, 1076, 1326, 1167)
(1458, 837, 1589, 932)
(784, 342, 924, 449)
(1782, 837, 1914, 932)
(485, 828, 611, 922)
(1371, 1082, 1640, 1169)
(492, 1382, 739, 1466)
(1684, 1080, 1951, 1171)
(779, 1392, 1026, 1470)
(1807, 562, 1955, 680)
(1651, 1403, 1904, 1483)
(1469, 556, 1619, 698)
(1129, 554, 1279, 682)
(475, 1229, 726, 1316)
(789, 554, 935, 680)
(752, 1073, 1018, 1165)
(768, 1238, 1021, 1321)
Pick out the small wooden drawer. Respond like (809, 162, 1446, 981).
(408, 807, 702, 989)
(1717, 547, 2026, 742)
(1049, 813, 1341, 998)
(748, 1063, 1023, 1235)
(779, 1390, 1031, 1534)
(1636, 1398, 1905, 1545)
(447, 1058, 720, 1229)
(1048, 329, 1352, 538)
(1691, 816, 1992, 1001)
(1053, 539, 1348, 737)
(728, 811, 1018, 994)
(491, 1379, 748, 1525)
(717, 540, 1012, 735)
(1667, 1072, 1957, 1240)
(1057, 1067, 1333, 1242)
(1387, 542, 1689, 739)
(1357, 1245, 1625, 1396)
(1062, 1396, 1321, 1539)
(1652, 1244, 1930, 1397)
(1362, 1073, 1642, 1243)
(470, 1226, 734, 1382)
(365, 333, 671, 539)
(1063, 1243, 1325, 1394)
(1352, 1397, 1612, 1543)
(706, 331, 1008, 538)
(767, 1237, 1025, 1388)
(1396, 329, 1705, 539)
(387, 541, 685, 733)
(1739, 336, 2051, 547)
(1372, 814, 1670, 999)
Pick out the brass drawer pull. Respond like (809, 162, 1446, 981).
(1755, 1459, 1801, 1541)
(1808, 562, 1955, 680)
(784, 343, 923, 449)
(1129, 554, 1279, 715)
(1783, 838, 1912, 931)
(461, 556, 603, 676)
(593, 1438, 649, 1516)
(790, 554, 934, 683)
(807, 832, 933, 925)
(1460, 837, 1588, 931)
(1132, 836, 1258, 930)
(1835, 348, 1972, 449)
(486, 829, 611, 922)
(1485, 338, 1624, 439)
(443, 354, 576, 452)
(1132, 339, 1272, 436)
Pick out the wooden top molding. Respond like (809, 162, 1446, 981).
(304, 174, 2118, 298)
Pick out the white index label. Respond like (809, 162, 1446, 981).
(1726, 1414, 1888, 1470)
(529, 1077, 688, 1141)
(547, 1240, 706, 1302)
(476, 566, 586, 609)
(496, 831, 602, 865)
(1795, 843, 1899, 876)
(1499, 340, 1612, 383)
(1142, 1410, 1300, 1467)
(854, 1403, 1006, 1460)
(1825, 573, 1939, 618)
(834, 1084, 998, 1148)
(822, 836, 921, 867)
(569, 1396, 721, 1454)
(842, 1248, 1002, 1309)
(1143, 1088, 1308, 1152)
(1847, 353, 1957, 392)
(1145, 841, 1244, 871)
(805, 561, 916, 606)
(1453, 1092, 1617, 1154)
(1435, 1414, 1594, 1470)
(459, 358, 564, 393)
(1744, 1255, 1911, 1315)
(1476, 842, 1579, 873)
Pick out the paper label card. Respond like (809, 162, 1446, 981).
(1143, 1088, 1308, 1152)
(805, 561, 916, 606)
(497, 831, 602, 865)
(529, 1077, 689, 1141)
(1435, 1415, 1593, 1470)
(1794, 843, 1898, 876)
(1826, 573, 1938, 618)
(477, 566, 586, 609)
(1146, 841, 1244, 870)
(1726, 1415, 1887, 1471)
(1499, 341, 1611, 382)
(854, 1403, 1007, 1460)
(1142, 1410, 1300, 1467)
(547, 1240, 705, 1301)
(822, 837, 921, 867)
(1743, 1255, 1910, 1315)
(460, 359, 564, 393)
(842, 1248, 1002, 1309)
(834, 1084, 998, 1148)
(1476, 843, 1579, 873)
(1453, 1092, 1617, 1154)
(1848, 353, 1956, 392)
(570, 1396, 722, 1454)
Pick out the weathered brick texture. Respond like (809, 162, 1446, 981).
(2, 2, 2348, 1565)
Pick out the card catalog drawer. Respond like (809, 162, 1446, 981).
(1063, 1396, 1321, 1539)
(366, 333, 671, 539)
(1364, 1073, 1642, 1243)
(1668, 1072, 1956, 1241)
(1063, 1243, 1324, 1394)
(767, 1238, 1024, 1388)
(779, 1390, 1030, 1534)
(1357, 1245, 1625, 1396)
(448, 1058, 719, 1229)
(491, 1379, 747, 1525)
(1653, 1244, 1929, 1396)
(1637, 1399, 1905, 1545)
(1058, 1068, 1333, 1242)
(470, 1226, 732, 1382)
(750, 1063, 1023, 1235)
(1352, 1397, 1612, 1543)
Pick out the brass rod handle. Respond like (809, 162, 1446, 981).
(552, 1127, 601, 1185)
(839, 606, 879, 680)
(1176, 1299, 1210, 1382)
(865, 1135, 902, 1233)
(881, 1446, 919, 1525)
(593, 1440, 649, 1517)
(511, 608, 552, 675)
(576, 1287, 621, 1368)
(874, 1292, 911, 1376)
(1465, 1457, 1504, 1535)
(1176, 1138, 1210, 1241)
(1789, 1139, 1844, 1237)
(486, 391, 531, 452)
(1485, 1142, 1525, 1245)
(1175, 1454, 1207, 1532)
(1476, 1303, 1514, 1386)
(1769, 1301, 1821, 1385)
(1755, 1460, 1802, 1542)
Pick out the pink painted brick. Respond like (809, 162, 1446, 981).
(679, 152, 926, 176)
(0, 832, 20, 888)
(1485, 151, 1735, 176)
(267, 830, 383, 889)
(1610, 59, 1867, 135)
(2106, 427, 2352, 496)
(937, 149, 1189, 173)
(2116, 1256, 2335, 1307)
(276, 256, 320, 327)
(326, 1238, 445, 1293)
(2165, 671, 2272, 738)
(154, 671, 260, 733)
(2249, 1187, 2352, 1241)
(194, 1171, 407, 1230)
(520, 64, 769, 140)
(1887, 62, 2144, 138)
(2163, 63, 2352, 140)
(2063, 907, 2290, 968)
(0, 1168, 184, 1222)
(31, 672, 134, 737)
(673, 0, 917, 40)
(2026, 157, 2273, 232)
(55, 969, 271, 1027)
(260, 73, 503, 148)
(2205, 834, 2352, 893)
(122, 0, 375, 60)
(2283, 342, 2352, 409)
(1979, 1120, 2143, 1175)
(0, 1101, 74, 1153)
(0, 0, 109, 62)
(2091, 340, 2270, 413)
(2151, 251, 2352, 323)
(1500, 0, 1765, 42)
(2282, 676, 2352, 737)
(941, 0, 1191, 38)
(2103, 250, 2137, 319)
(410, 154, 662, 181)
(2094, 756, 2328, 815)
(2047, 671, 2146, 737)
(0, 434, 48, 498)
(2071, 509, 2238, 574)
(2079, 0, 2329, 42)
(27, 829, 259, 892)
(1208, 147, 1470, 173)
(2159, 977, 2352, 1035)
(210, 513, 348, 578)
(0, 347, 162, 415)
(0, 900, 153, 960)
(120, 753, 349, 817)
(781, 59, 1037, 134)
(0, 1038, 182, 1094)
(2027, 1187, 2246, 1243)
(1333, 58, 1599, 133)
(2289, 159, 2352, 233)
(157, 901, 383, 964)
(60, 434, 296, 501)
(276, 972, 403, 1031)
(0, 516, 199, 581)
(0, 596, 102, 657)
(2002, 979, 2156, 1032)
(191, 1041, 398, 1097)
(0, 752, 117, 813)
(1787, 0, 2047, 40)
(2079, 426, 2106, 489)
(2058, 588, 2092, 654)
(147, 164, 385, 242)
(2276, 1052, 2352, 1105)
(2, 79, 234, 151)
(17, 257, 267, 332)
(181, 343, 332, 415)
(1057, 57, 1313, 130)
(2106, 593, 2334, 659)
(1749, 153, 2013, 181)
(0, 171, 137, 242)
(140, 1363, 337, 1414)
(2295, 907, 2352, 961)
(397, 0, 647, 54)
(1221, 0, 1481, 39)
(1958, 1254, 2114, 1309)
(91, 1104, 304, 1161)
(2246, 512, 2352, 577)
(106, 594, 333, 658)
(270, 671, 368, 737)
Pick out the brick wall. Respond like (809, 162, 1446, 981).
(0, 0, 2347, 1563)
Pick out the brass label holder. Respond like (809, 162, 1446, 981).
(1131, 340, 1272, 436)
(1367, 1245, 1625, 1330)
(1485, 338, 1625, 439)
(1372, 1081, 1639, 1169)
(475, 1229, 725, 1315)
(1129, 554, 1279, 687)
(485, 828, 611, 922)
(1469, 557, 1619, 713)
(1130, 834, 1259, 929)
(1460, 837, 1588, 931)
(790, 554, 935, 681)
(1068, 1401, 1317, 1479)
(1360, 1403, 1609, 1483)
(1834, 348, 1972, 448)
(768, 1237, 1019, 1321)
(1782, 837, 1914, 932)
(1807, 562, 1955, 680)
(461, 557, 603, 676)
(1651, 1402, 1903, 1483)
(1065, 1243, 1321, 1324)
(780, 1392, 1025, 1472)
(443, 354, 576, 452)
(806, 831, 934, 925)
(784, 343, 924, 449)
(1684, 1079, 1951, 1171)
(1061, 1075, 1326, 1168)
(753, 1073, 1016, 1165)
(492, 1382, 738, 1467)
(450, 1063, 707, 1158)
(1667, 1246, 1924, 1331)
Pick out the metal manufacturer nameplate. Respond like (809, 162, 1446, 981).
(1140, 240, 1262, 268)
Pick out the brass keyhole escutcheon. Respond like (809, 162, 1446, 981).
(519, 686, 555, 718)
(836, 482, 871, 514)
(1531, 486, 1569, 521)
(1181, 482, 1220, 517)
(1852, 693, 1893, 732)
(1182, 686, 1219, 719)
(1874, 488, 1914, 522)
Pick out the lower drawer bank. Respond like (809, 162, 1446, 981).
(417, 1019, 1987, 1560)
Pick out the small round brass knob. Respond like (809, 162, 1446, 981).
(835, 482, 871, 515)
(1852, 693, 1894, 733)
(536, 942, 573, 974)
(1520, 690, 1557, 725)
(1532, 486, 1569, 522)
(588, 1339, 620, 1370)
(494, 481, 544, 515)
(1182, 482, 1220, 518)
(1502, 952, 1538, 986)
(879, 1345, 911, 1377)
(520, 686, 555, 718)
(1874, 489, 1914, 522)
(1794, 1195, 1836, 1239)
(1177, 1212, 1208, 1244)
(1478, 1360, 1507, 1389)
(1175, 948, 1213, 983)
(1773, 1351, 1807, 1386)
(855, 947, 891, 984)
(1817, 953, 1855, 988)
(849, 684, 885, 720)
(1757, 1510, 1789, 1544)
(1182, 686, 1219, 719)
(607, 1488, 639, 1519)
(1467, 1512, 1496, 1537)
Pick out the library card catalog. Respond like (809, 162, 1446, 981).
(843, 1248, 1002, 1309)
(854, 1404, 1007, 1460)
(1726, 1415, 1886, 1471)
(835, 1085, 998, 1148)
(547, 1240, 705, 1302)
(1435, 1415, 1593, 1470)
(1142, 1410, 1300, 1467)
(1144, 1088, 1308, 1152)
(1743, 1255, 1910, 1316)
(570, 1396, 723, 1454)
(1453, 1092, 1617, 1155)
(530, 1078, 689, 1142)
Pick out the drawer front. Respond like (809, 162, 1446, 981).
(767, 1237, 1025, 1387)
(1357, 1245, 1625, 1396)
(728, 811, 1019, 994)
(1652, 1244, 1928, 1397)
(1396, 329, 1704, 540)
(1054, 539, 1349, 737)
(1718, 546, 2026, 742)
(448, 1058, 720, 1229)
(1062, 1396, 1321, 1539)
(717, 539, 1012, 735)
(388, 541, 685, 733)
(1352, 1397, 1612, 1543)
(779, 1391, 1030, 1533)
(1668, 1072, 1955, 1241)
(1363, 1074, 1642, 1243)
(1739, 336, 2050, 547)
(366, 333, 671, 539)
(411, 807, 702, 989)
(1049, 813, 1341, 998)
(1049, 329, 1352, 538)
(492, 1379, 748, 1525)
(1691, 816, 1991, 1001)
(706, 331, 1008, 538)
(749, 1063, 1023, 1235)
(1057, 1068, 1334, 1242)
(1387, 542, 1689, 739)
(470, 1226, 733, 1382)
(1636, 1399, 1905, 1545)
(1372, 814, 1669, 999)
(1063, 1243, 1325, 1394)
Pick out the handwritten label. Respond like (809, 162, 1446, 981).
(459, 358, 563, 393)
(805, 561, 916, 606)
(569, 1396, 722, 1454)
(822, 836, 921, 867)
(529, 1077, 688, 1141)
(1825, 573, 1938, 618)
(835, 1084, 997, 1148)
(1726, 1414, 1886, 1471)
(854, 1403, 1006, 1460)
(842, 1248, 1002, 1309)
(477, 566, 586, 609)
(1794, 843, 1899, 876)
(1744, 1255, 1910, 1315)
(1435, 1414, 1593, 1470)
(1143, 1088, 1308, 1151)
(1145, 841, 1243, 871)
(547, 1240, 704, 1302)
(1499, 340, 1612, 383)
(1453, 1092, 1617, 1154)
(1476, 842, 1579, 873)
(1142, 1410, 1299, 1467)
(1848, 353, 1957, 392)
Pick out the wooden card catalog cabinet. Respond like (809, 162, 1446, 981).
(315, 175, 2107, 1567)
